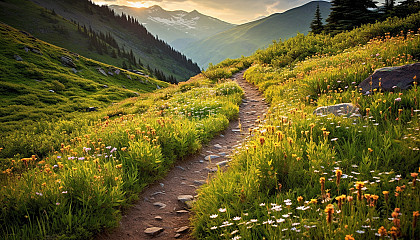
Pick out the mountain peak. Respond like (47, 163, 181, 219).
(149, 5, 163, 11)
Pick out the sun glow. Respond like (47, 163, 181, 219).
(127, 1, 149, 8)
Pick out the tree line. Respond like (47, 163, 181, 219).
(310, 0, 420, 35)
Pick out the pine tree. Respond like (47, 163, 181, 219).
(310, 4, 324, 34)
(326, 0, 377, 34)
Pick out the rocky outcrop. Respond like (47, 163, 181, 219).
(359, 63, 419, 94)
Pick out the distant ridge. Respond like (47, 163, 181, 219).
(109, 5, 235, 51)
(183, 1, 332, 68)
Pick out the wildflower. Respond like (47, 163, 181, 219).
(355, 181, 365, 201)
(35, 192, 43, 196)
(383, 191, 389, 203)
(121, 147, 127, 151)
(324, 204, 334, 224)
(233, 216, 241, 221)
(56, 202, 60, 206)
(345, 234, 355, 240)
(413, 211, 419, 232)
(259, 137, 265, 146)
(392, 208, 401, 228)
(395, 97, 401, 102)
(310, 199, 317, 204)
(297, 196, 303, 205)
(378, 226, 387, 238)
(368, 148, 373, 153)
(411, 172, 418, 187)
(335, 169, 342, 186)
(320, 177, 326, 198)
(210, 214, 218, 219)
(219, 208, 227, 213)
(389, 226, 399, 240)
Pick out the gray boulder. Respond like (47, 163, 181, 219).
(313, 103, 361, 118)
(359, 63, 419, 94)
(14, 55, 23, 61)
(60, 56, 76, 68)
(97, 68, 107, 76)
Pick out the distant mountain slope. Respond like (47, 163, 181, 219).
(0, 23, 168, 131)
(109, 5, 235, 51)
(183, 1, 331, 68)
(0, 0, 200, 81)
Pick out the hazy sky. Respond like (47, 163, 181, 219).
(92, 0, 328, 24)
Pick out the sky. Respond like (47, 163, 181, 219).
(92, 0, 329, 24)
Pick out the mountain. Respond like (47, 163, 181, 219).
(0, 0, 200, 81)
(183, 1, 332, 68)
(0, 23, 168, 131)
(109, 5, 235, 51)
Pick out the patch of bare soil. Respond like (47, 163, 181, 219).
(96, 70, 269, 240)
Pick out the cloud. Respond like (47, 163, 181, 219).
(94, 0, 325, 23)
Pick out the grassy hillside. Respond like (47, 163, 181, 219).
(0, 23, 168, 133)
(183, 1, 331, 68)
(0, 0, 200, 81)
(0, 60, 243, 239)
(191, 13, 420, 239)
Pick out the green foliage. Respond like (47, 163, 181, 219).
(0, 71, 242, 238)
(192, 18, 420, 240)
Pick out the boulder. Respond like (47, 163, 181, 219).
(115, 69, 120, 75)
(97, 68, 107, 76)
(313, 103, 361, 118)
(60, 56, 76, 68)
(177, 195, 193, 203)
(14, 54, 23, 61)
(359, 63, 419, 94)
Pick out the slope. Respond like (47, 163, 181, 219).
(0, 0, 200, 81)
(183, 1, 331, 68)
(110, 5, 235, 51)
(0, 23, 168, 131)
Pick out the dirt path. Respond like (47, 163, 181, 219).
(97, 70, 269, 240)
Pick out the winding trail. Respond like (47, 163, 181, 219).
(97, 70, 269, 240)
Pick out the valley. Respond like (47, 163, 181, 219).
(0, 1, 419, 239)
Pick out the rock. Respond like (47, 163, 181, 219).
(24, 46, 29, 52)
(193, 180, 206, 186)
(359, 63, 420, 94)
(60, 56, 76, 68)
(176, 166, 186, 171)
(108, 71, 114, 76)
(176, 210, 189, 214)
(232, 129, 241, 132)
(176, 226, 189, 233)
(14, 55, 23, 61)
(219, 152, 227, 156)
(216, 160, 229, 167)
(313, 103, 361, 118)
(115, 69, 120, 75)
(204, 167, 217, 173)
(157, 85, 161, 89)
(102, 85, 108, 88)
(151, 191, 165, 196)
(97, 68, 107, 76)
(87, 107, 97, 112)
(144, 227, 164, 236)
(31, 48, 41, 55)
(127, 75, 132, 80)
(153, 202, 167, 209)
(155, 216, 163, 221)
(49, 89, 55, 93)
(204, 155, 219, 161)
(213, 144, 223, 149)
(71, 68, 77, 74)
(199, 160, 204, 163)
(177, 195, 194, 203)
(174, 233, 181, 238)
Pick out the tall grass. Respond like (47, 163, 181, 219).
(192, 19, 420, 240)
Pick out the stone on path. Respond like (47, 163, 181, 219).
(193, 180, 206, 186)
(216, 160, 229, 167)
(184, 200, 194, 209)
(155, 216, 163, 221)
(177, 195, 193, 203)
(176, 226, 189, 233)
(153, 202, 166, 209)
(213, 144, 223, 149)
(204, 155, 219, 161)
(175, 233, 181, 238)
(176, 210, 189, 214)
(144, 227, 164, 236)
